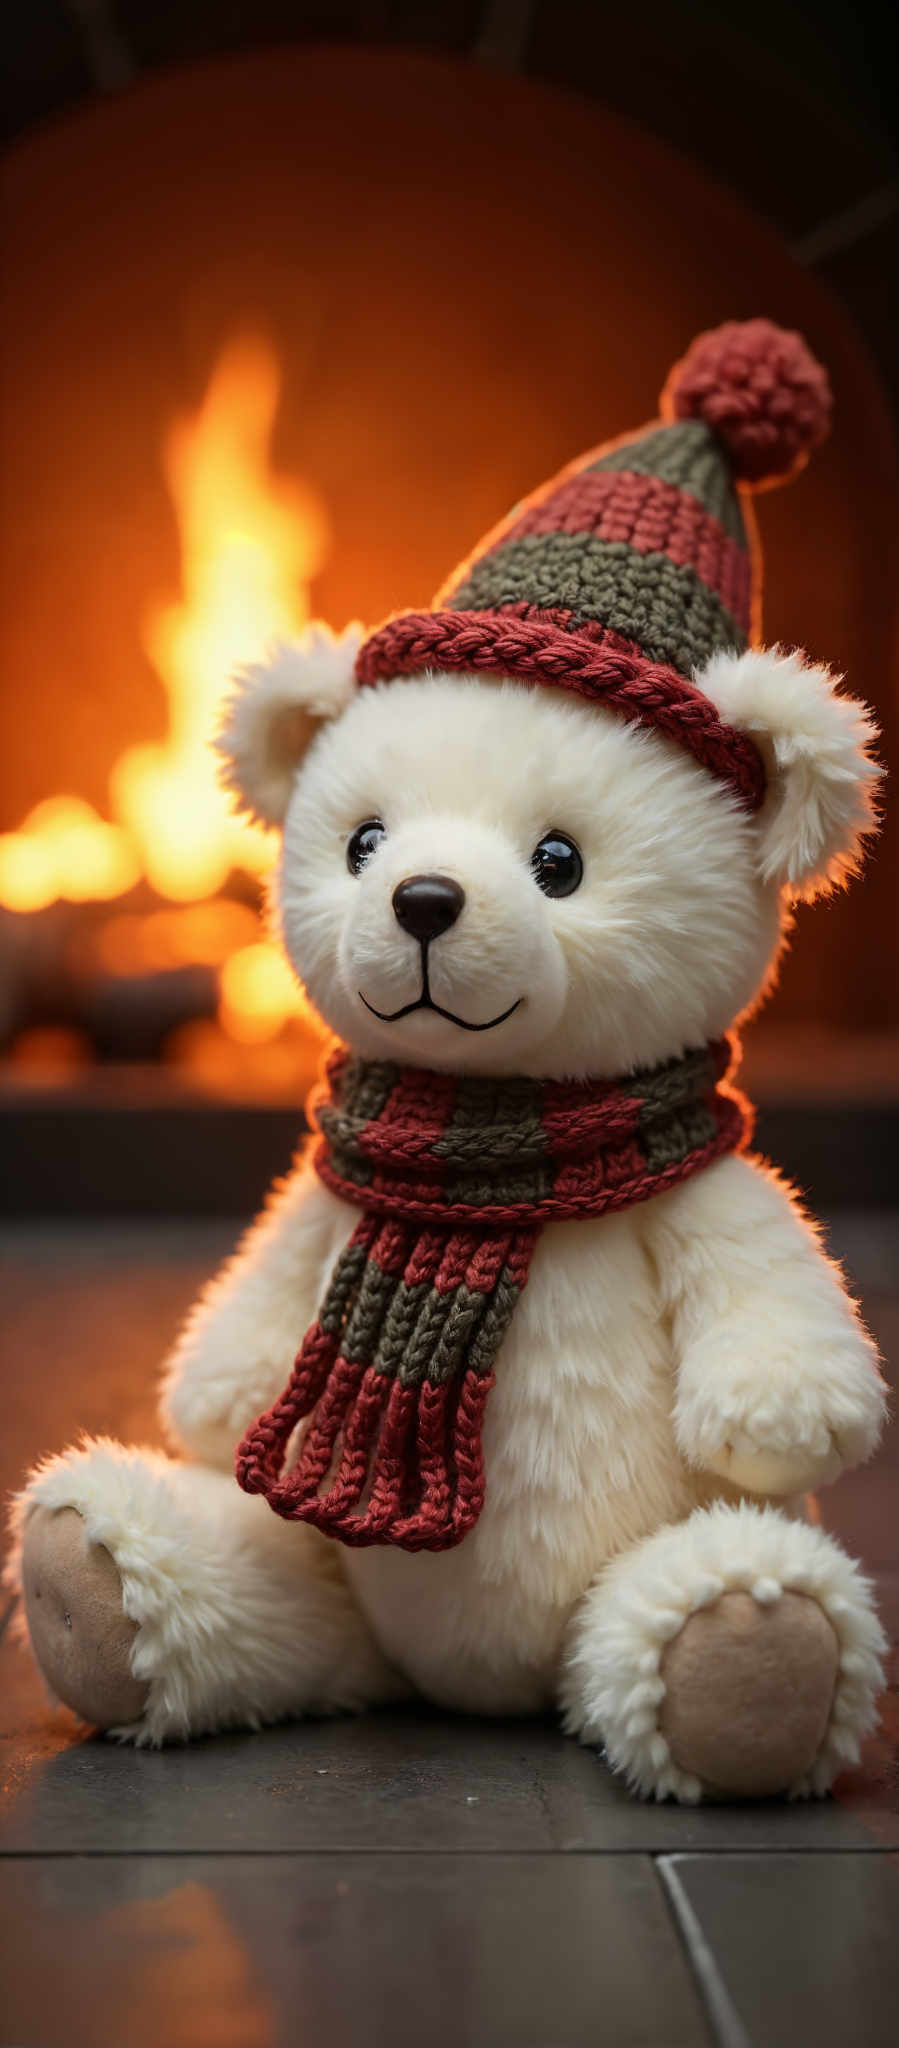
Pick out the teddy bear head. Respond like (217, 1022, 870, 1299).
(216, 322, 879, 1081)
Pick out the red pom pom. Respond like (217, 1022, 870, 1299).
(662, 319, 832, 487)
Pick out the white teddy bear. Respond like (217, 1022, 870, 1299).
(9, 319, 887, 1803)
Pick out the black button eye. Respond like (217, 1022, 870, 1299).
(531, 831, 583, 898)
(347, 818, 387, 875)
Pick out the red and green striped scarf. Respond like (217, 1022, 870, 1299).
(236, 1040, 750, 1551)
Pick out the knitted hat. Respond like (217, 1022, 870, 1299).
(356, 320, 832, 811)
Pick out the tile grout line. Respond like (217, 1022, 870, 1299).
(0, 1844, 896, 1860)
(656, 1856, 754, 2048)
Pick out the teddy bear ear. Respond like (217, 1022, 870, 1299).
(695, 645, 881, 901)
(215, 621, 363, 828)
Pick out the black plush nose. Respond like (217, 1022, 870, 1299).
(392, 874, 465, 945)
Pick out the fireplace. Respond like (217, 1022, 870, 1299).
(2, 46, 896, 1210)
(1, 335, 329, 1099)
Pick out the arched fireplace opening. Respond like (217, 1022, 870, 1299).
(1, 45, 896, 1208)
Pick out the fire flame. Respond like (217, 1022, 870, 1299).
(0, 795, 139, 912)
(0, 338, 329, 1051)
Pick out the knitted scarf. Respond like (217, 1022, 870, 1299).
(236, 1040, 750, 1551)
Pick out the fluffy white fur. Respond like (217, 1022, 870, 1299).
(697, 645, 880, 900)
(560, 1502, 886, 1801)
(8, 648, 888, 1795)
(655, 1154, 884, 1497)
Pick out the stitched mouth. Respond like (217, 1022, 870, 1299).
(359, 989, 522, 1033)
(358, 936, 522, 1034)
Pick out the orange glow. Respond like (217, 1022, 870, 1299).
(0, 796, 139, 912)
(167, 1016, 325, 1101)
(84, 901, 261, 977)
(219, 940, 317, 1045)
(7, 1024, 93, 1078)
(0, 338, 330, 1055)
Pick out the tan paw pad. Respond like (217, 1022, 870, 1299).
(21, 1506, 148, 1729)
(659, 1587, 839, 1798)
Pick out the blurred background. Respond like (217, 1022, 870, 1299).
(1, 0, 896, 1213)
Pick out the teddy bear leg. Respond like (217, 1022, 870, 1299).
(7, 1438, 405, 1744)
(560, 1501, 885, 1802)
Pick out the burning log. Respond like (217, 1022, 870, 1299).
(0, 886, 257, 1062)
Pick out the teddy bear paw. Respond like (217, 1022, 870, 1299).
(20, 1506, 148, 1730)
(703, 1430, 846, 1496)
(561, 1502, 886, 1802)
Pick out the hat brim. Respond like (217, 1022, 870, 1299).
(355, 608, 765, 813)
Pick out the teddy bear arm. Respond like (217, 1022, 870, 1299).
(160, 1159, 357, 1468)
(644, 1153, 886, 1495)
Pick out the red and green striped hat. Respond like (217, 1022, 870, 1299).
(357, 320, 832, 812)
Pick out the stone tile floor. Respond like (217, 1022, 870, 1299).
(2, 1215, 897, 2047)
